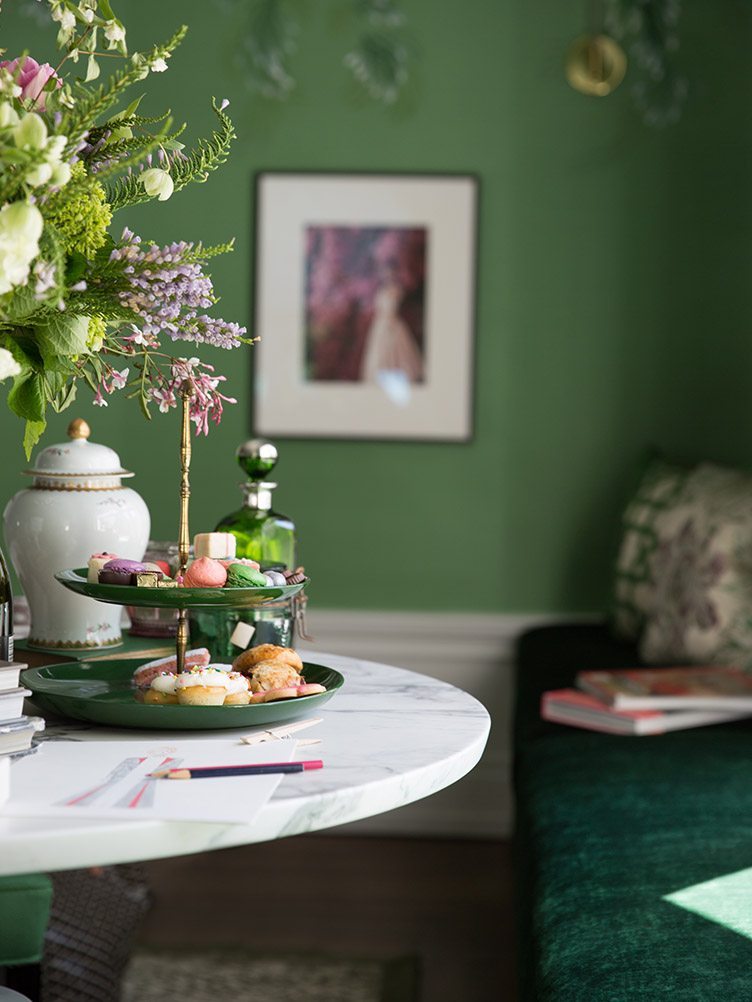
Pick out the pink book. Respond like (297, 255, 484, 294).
(540, 688, 750, 736)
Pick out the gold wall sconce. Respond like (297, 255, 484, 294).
(566, 33, 627, 97)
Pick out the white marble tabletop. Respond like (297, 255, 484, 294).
(0, 651, 490, 875)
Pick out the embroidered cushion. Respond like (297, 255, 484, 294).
(612, 458, 752, 667)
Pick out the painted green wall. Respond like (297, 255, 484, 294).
(1, 1, 751, 613)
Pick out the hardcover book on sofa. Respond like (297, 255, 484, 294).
(576, 665, 752, 710)
(541, 688, 751, 735)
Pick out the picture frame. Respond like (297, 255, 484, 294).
(252, 171, 478, 441)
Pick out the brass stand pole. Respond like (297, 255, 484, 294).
(176, 382, 194, 674)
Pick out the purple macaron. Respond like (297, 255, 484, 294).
(99, 558, 149, 585)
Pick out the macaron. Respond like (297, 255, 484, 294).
(225, 562, 269, 588)
(183, 557, 227, 589)
(99, 558, 149, 585)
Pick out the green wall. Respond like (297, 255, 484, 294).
(1, 1, 751, 613)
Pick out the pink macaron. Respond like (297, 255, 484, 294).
(183, 556, 227, 588)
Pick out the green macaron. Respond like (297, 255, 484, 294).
(225, 562, 269, 588)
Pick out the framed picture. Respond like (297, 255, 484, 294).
(253, 171, 478, 441)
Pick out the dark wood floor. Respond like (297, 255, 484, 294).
(139, 834, 517, 1002)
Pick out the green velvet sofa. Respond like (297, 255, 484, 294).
(514, 623, 752, 1001)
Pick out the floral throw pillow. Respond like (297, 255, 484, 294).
(612, 459, 752, 669)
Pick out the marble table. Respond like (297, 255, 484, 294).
(0, 652, 490, 876)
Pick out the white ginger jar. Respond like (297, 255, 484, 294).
(3, 418, 150, 650)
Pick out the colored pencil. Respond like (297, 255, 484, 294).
(148, 759, 324, 780)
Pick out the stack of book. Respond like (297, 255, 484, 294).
(0, 660, 45, 806)
(541, 665, 752, 736)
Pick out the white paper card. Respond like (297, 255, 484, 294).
(5, 739, 297, 824)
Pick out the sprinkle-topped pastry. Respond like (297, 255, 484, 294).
(224, 671, 251, 705)
(144, 672, 179, 705)
(133, 648, 211, 689)
(193, 532, 237, 561)
(176, 667, 234, 706)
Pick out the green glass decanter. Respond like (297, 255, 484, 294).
(214, 440, 296, 570)
(189, 440, 302, 659)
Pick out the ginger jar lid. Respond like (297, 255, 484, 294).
(24, 418, 134, 488)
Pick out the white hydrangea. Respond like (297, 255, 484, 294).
(0, 201, 44, 296)
(0, 348, 21, 382)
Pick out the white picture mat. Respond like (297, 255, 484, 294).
(254, 173, 477, 440)
(6, 739, 297, 824)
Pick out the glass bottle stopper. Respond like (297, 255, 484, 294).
(237, 439, 278, 480)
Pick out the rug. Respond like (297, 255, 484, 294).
(121, 949, 420, 1002)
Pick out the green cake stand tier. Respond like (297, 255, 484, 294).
(55, 568, 307, 609)
(22, 659, 343, 730)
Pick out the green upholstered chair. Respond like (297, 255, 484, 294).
(0, 873, 52, 965)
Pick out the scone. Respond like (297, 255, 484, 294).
(247, 659, 303, 693)
(233, 644, 303, 675)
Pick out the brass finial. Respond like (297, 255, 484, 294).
(67, 418, 91, 440)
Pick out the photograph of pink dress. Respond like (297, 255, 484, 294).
(304, 225, 427, 386)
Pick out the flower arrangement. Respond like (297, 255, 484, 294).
(0, 0, 249, 457)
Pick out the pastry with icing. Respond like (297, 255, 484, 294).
(176, 667, 234, 706)
(144, 672, 179, 705)
(133, 647, 211, 688)
(223, 672, 251, 705)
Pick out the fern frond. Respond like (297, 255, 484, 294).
(106, 99, 237, 212)
(171, 100, 236, 190)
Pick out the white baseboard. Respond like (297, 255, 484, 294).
(302, 609, 564, 840)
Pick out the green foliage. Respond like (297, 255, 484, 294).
(61, 25, 188, 144)
(106, 100, 236, 211)
(34, 314, 90, 369)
